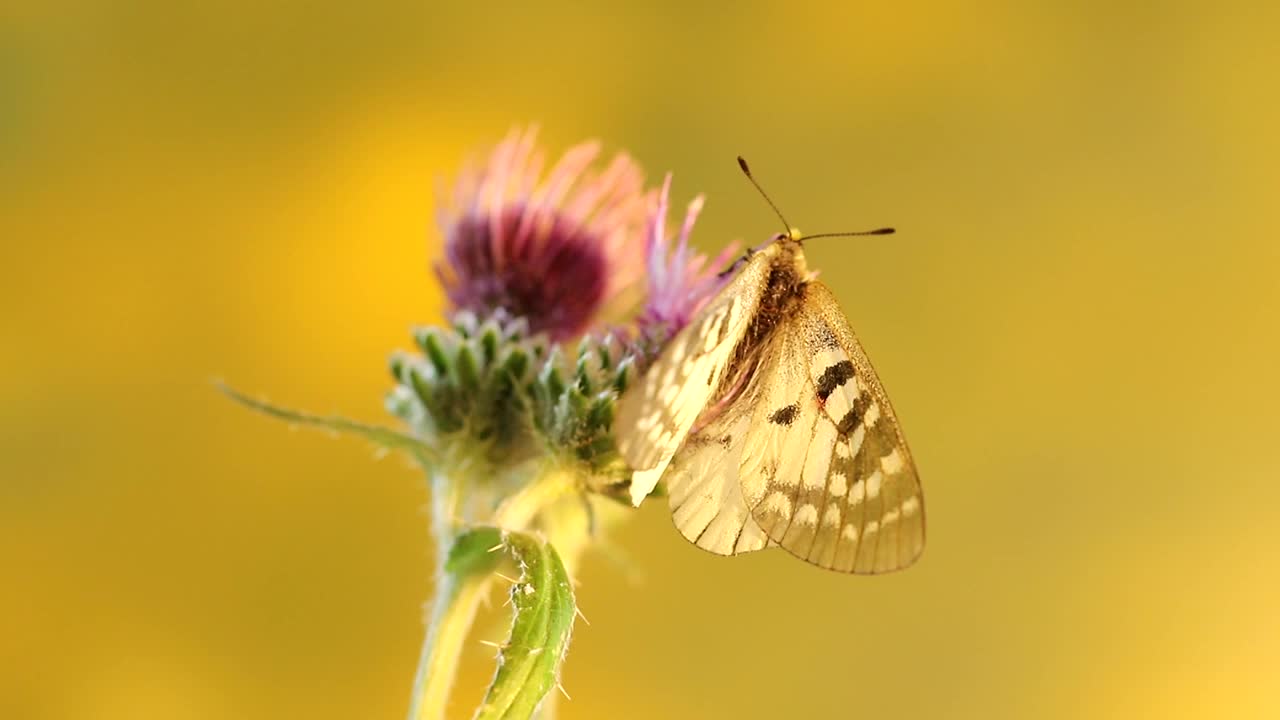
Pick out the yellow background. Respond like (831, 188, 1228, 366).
(4, 3, 1279, 718)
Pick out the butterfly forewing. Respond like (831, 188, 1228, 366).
(737, 326, 827, 559)
(616, 253, 772, 505)
(741, 282, 924, 573)
(808, 282, 924, 572)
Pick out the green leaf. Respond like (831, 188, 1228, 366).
(444, 527, 505, 578)
(475, 530, 576, 720)
(218, 383, 435, 463)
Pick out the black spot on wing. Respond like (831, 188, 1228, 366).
(768, 404, 799, 426)
(815, 360, 855, 401)
(837, 393, 874, 438)
(836, 406, 860, 436)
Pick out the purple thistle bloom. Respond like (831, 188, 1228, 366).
(435, 128, 648, 340)
(636, 174, 740, 353)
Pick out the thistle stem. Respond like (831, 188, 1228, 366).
(409, 571, 492, 720)
(408, 467, 576, 720)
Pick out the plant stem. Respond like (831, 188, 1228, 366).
(407, 466, 576, 720)
(409, 570, 492, 720)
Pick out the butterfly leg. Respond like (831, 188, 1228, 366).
(718, 247, 755, 279)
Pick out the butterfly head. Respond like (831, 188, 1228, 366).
(772, 227, 804, 245)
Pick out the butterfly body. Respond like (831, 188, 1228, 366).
(619, 235, 925, 574)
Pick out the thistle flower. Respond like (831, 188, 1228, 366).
(435, 127, 648, 341)
(635, 174, 739, 356)
(231, 129, 746, 720)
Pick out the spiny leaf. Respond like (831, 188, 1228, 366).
(474, 530, 576, 720)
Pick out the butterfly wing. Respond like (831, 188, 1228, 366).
(617, 253, 772, 505)
(663, 376, 773, 556)
(740, 282, 925, 573)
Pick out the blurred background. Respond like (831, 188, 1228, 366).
(4, 2, 1279, 718)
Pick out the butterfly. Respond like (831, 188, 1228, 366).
(616, 157, 924, 574)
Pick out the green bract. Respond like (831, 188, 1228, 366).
(387, 310, 634, 490)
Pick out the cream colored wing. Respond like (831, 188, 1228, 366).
(617, 252, 771, 505)
(664, 378, 772, 556)
(740, 282, 925, 573)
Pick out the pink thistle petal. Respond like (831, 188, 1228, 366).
(435, 129, 648, 341)
(637, 174, 740, 355)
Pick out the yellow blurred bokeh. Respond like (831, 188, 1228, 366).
(4, 2, 1279, 718)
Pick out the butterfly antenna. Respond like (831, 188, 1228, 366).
(801, 227, 896, 240)
(737, 156, 794, 239)
(737, 156, 895, 240)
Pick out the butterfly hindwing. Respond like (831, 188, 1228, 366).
(742, 282, 925, 573)
(665, 390, 772, 556)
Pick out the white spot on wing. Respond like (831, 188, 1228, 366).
(668, 342, 687, 366)
(881, 448, 905, 475)
(863, 403, 881, 428)
(902, 496, 921, 517)
(842, 525, 858, 542)
(660, 385, 679, 406)
(702, 312, 725, 352)
(848, 425, 866, 459)
(849, 480, 865, 506)
(866, 470, 883, 499)
(763, 491, 792, 518)
(829, 471, 847, 498)
(740, 467, 768, 508)
(661, 364, 678, 387)
(822, 503, 841, 527)
(823, 389, 852, 425)
(811, 349, 844, 379)
(794, 503, 818, 526)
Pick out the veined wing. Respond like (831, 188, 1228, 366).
(740, 282, 925, 573)
(617, 253, 771, 505)
(664, 377, 772, 556)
